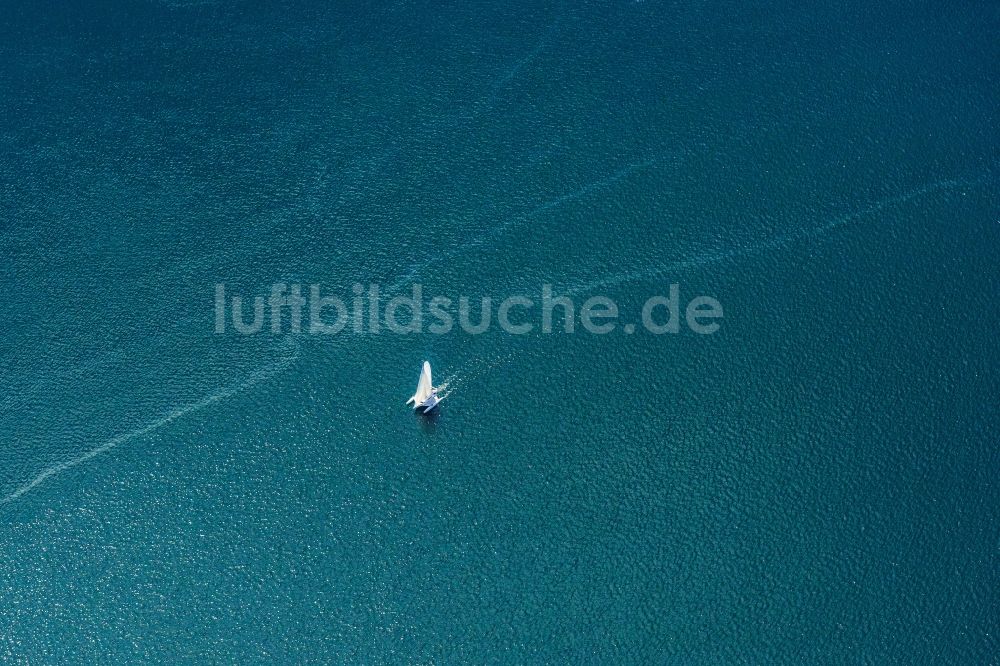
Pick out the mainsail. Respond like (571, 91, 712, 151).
(407, 361, 434, 406)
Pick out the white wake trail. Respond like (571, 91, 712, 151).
(0, 338, 301, 506)
(466, 6, 564, 118)
(567, 174, 991, 296)
(436, 350, 518, 400)
(388, 157, 660, 294)
(435, 380, 453, 400)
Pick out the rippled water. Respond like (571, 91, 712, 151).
(1, 0, 998, 662)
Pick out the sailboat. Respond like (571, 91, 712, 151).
(406, 360, 442, 413)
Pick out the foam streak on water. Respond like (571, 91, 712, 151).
(468, 5, 564, 117)
(567, 172, 995, 295)
(388, 157, 661, 293)
(0, 339, 300, 506)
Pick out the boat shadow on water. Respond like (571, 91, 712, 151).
(415, 407, 441, 433)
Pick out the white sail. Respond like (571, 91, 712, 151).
(407, 361, 434, 406)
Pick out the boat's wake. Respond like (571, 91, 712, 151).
(0, 337, 301, 507)
(436, 350, 518, 402)
(387, 156, 664, 294)
(565, 169, 997, 296)
(465, 4, 565, 119)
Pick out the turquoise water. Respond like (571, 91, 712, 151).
(2, 1, 998, 662)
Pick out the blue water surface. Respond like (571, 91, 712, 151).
(1, 0, 998, 662)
